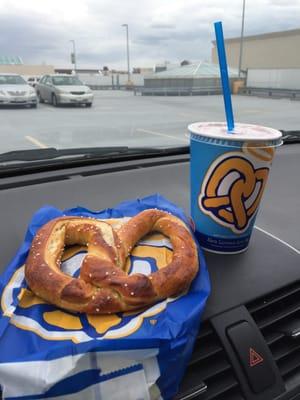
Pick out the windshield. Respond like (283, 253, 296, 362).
(52, 76, 83, 86)
(0, 1, 299, 168)
(0, 75, 26, 85)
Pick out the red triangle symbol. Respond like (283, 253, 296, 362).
(249, 347, 264, 367)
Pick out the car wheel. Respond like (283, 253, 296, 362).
(86, 103, 92, 108)
(30, 104, 37, 109)
(52, 94, 58, 107)
(37, 92, 44, 103)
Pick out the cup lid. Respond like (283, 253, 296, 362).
(188, 122, 282, 142)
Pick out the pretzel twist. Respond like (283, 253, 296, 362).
(25, 209, 199, 314)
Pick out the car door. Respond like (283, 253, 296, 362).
(43, 76, 54, 102)
(38, 75, 47, 99)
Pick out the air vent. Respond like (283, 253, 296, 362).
(176, 321, 245, 400)
(247, 281, 300, 391)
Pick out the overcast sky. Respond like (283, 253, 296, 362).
(0, 0, 299, 69)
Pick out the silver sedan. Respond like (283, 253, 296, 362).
(36, 74, 94, 107)
(0, 74, 37, 107)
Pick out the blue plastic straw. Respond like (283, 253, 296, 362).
(214, 21, 235, 132)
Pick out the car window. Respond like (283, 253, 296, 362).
(0, 75, 26, 85)
(0, 0, 299, 168)
(52, 76, 83, 86)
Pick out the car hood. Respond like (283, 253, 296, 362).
(0, 84, 33, 92)
(55, 85, 90, 92)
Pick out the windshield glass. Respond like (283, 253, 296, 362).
(0, 0, 299, 167)
(0, 75, 27, 85)
(52, 76, 83, 86)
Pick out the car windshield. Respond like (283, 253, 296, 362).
(0, 1, 299, 169)
(0, 75, 26, 85)
(52, 76, 83, 86)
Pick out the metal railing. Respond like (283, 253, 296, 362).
(134, 87, 222, 96)
(238, 86, 300, 100)
(88, 84, 140, 91)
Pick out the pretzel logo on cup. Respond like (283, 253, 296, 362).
(242, 141, 275, 162)
(199, 150, 271, 234)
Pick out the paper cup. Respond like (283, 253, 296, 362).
(189, 122, 282, 254)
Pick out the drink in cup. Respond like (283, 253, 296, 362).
(189, 122, 282, 254)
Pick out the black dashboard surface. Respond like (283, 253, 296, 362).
(0, 144, 299, 322)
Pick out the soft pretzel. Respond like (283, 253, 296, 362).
(25, 209, 199, 314)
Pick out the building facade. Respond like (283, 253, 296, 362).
(211, 28, 300, 70)
(0, 64, 54, 78)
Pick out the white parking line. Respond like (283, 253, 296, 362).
(136, 128, 188, 143)
(25, 135, 48, 149)
(254, 225, 300, 255)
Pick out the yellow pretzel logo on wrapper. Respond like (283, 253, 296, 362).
(1, 231, 177, 343)
(199, 151, 270, 234)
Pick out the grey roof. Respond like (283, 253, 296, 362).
(147, 61, 238, 79)
(0, 56, 23, 65)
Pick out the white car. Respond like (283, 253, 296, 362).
(0, 74, 37, 108)
(27, 76, 40, 88)
(36, 74, 94, 107)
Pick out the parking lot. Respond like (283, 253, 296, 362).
(1, 91, 299, 153)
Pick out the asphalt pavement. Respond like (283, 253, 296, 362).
(0, 91, 299, 153)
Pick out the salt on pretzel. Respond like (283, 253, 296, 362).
(25, 209, 199, 314)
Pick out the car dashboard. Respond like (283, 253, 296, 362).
(0, 144, 299, 400)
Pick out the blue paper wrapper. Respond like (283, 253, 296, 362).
(0, 194, 210, 400)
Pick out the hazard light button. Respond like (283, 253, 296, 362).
(227, 321, 276, 393)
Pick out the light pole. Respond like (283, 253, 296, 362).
(70, 39, 77, 74)
(122, 24, 130, 83)
(238, 0, 246, 78)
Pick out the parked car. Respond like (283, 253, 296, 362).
(27, 76, 40, 88)
(36, 74, 94, 107)
(0, 73, 37, 108)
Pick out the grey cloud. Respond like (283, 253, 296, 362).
(134, 25, 209, 46)
(269, 0, 300, 6)
(0, 12, 72, 64)
(0, 10, 126, 67)
(150, 23, 176, 29)
(0, 1, 299, 69)
(77, 48, 124, 64)
(134, 34, 173, 45)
